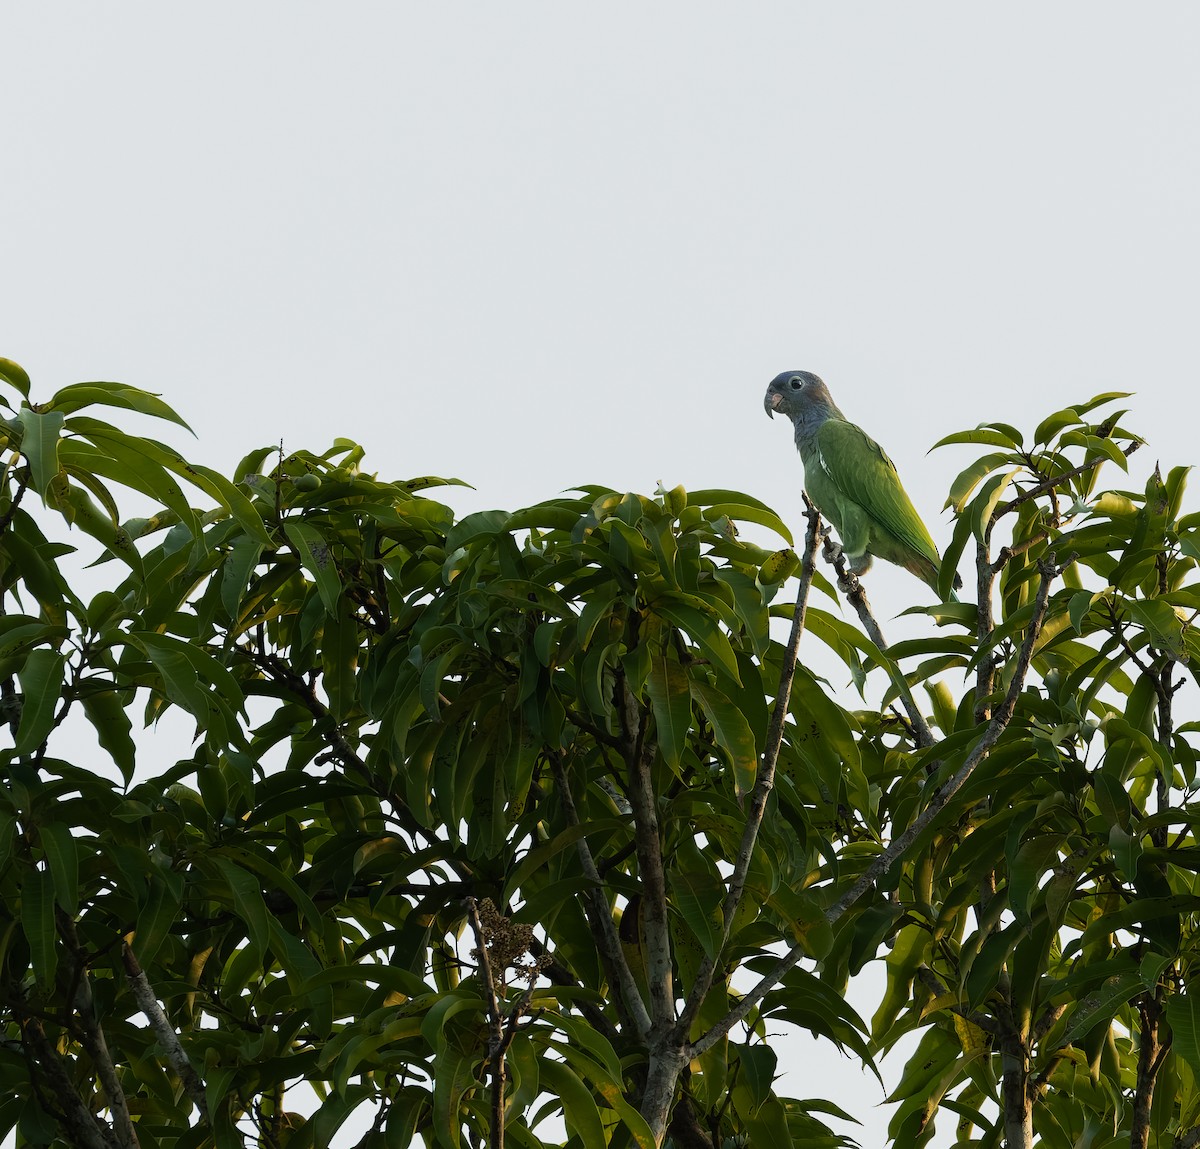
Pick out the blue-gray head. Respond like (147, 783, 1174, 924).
(764, 370, 844, 426)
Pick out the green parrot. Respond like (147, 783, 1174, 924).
(764, 370, 960, 597)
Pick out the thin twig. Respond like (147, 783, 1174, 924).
(465, 898, 506, 1149)
(548, 752, 652, 1039)
(824, 538, 935, 749)
(689, 554, 1059, 1059)
(994, 444, 1139, 519)
(624, 674, 674, 1032)
(676, 500, 821, 1038)
(0, 471, 30, 537)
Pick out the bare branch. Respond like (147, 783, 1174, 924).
(825, 540, 935, 749)
(122, 942, 210, 1124)
(548, 752, 651, 1039)
(625, 674, 675, 1032)
(59, 915, 139, 1148)
(465, 898, 507, 1149)
(677, 500, 821, 1038)
(994, 443, 1139, 520)
(20, 1014, 119, 1149)
(690, 555, 1060, 1060)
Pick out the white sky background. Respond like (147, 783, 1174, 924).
(4, 4, 1200, 1146)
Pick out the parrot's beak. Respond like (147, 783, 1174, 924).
(764, 390, 781, 419)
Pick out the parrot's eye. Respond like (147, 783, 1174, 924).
(788, 376, 803, 390)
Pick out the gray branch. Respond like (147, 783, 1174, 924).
(676, 501, 821, 1038)
(122, 942, 210, 1124)
(548, 753, 652, 1040)
(689, 555, 1059, 1060)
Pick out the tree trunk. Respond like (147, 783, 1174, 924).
(1131, 993, 1163, 1149)
(640, 1045, 688, 1147)
(1001, 1036, 1033, 1149)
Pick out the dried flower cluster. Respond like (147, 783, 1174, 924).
(471, 899, 548, 986)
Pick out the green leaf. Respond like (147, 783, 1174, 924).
(81, 690, 137, 783)
(671, 869, 723, 960)
(431, 1035, 481, 1149)
(60, 484, 144, 575)
(127, 632, 214, 727)
(885, 1025, 960, 1103)
(21, 869, 56, 987)
(943, 451, 1013, 512)
(59, 434, 202, 543)
(970, 469, 1018, 541)
(68, 416, 271, 544)
(690, 678, 757, 798)
(284, 520, 342, 616)
(212, 856, 272, 963)
(14, 649, 64, 755)
(39, 822, 80, 916)
(654, 599, 741, 685)
(646, 653, 693, 773)
(738, 1044, 778, 1109)
(1128, 598, 1186, 659)
(1034, 407, 1087, 444)
(933, 426, 1024, 450)
(46, 381, 193, 430)
(1057, 973, 1143, 1047)
(702, 502, 793, 545)
(0, 358, 32, 399)
(220, 536, 263, 621)
(551, 1043, 656, 1149)
(17, 408, 65, 497)
(744, 1096, 792, 1147)
(1166, 985, 1200, 1080)
(539, 1058, 605, 1148)
(321, 603, 360, 721)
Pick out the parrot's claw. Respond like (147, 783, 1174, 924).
(838, 570, 863, 597)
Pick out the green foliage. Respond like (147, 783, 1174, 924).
(0, 358, 1197, 1149)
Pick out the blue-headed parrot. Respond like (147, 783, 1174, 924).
(765, 370, 960, 597)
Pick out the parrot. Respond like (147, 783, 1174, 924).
(764, 370, 960, 598)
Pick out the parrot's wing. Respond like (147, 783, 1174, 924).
(814, 418, 941, 564)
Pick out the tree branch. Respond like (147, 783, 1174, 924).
(122, 941, 210, 1124)
(59, 915, 139, 1149)
(624, 673, 674, 1032)
(465, 898, 507, 1149)
(20, 1014, 119, 1149)
(548, 752, 651, 1039)
(994, 444, 1139, 520)
(824, 533, 935, 749)
(676, 501, 821, 1038)
(689, 554, 1060, 1060)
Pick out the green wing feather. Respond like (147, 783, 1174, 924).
(813, 419, 943, 583)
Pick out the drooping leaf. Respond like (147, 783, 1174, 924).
(284, 520, 342, 617)
(690, 678, 757, 798)
(14, 648, 64, 755)
(20, 869, 56, 987)
(0, 357, 32, 399)
(47, 381, 194, 430)
(17, 408, 65, 498)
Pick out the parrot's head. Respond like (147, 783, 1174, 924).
(764, 371, 837, 423)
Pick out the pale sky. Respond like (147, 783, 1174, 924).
(5, 5, 1199, 1145)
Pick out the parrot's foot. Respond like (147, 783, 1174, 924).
(821, 532, 843, 565)
(837, 570, 864, 597)
(822, 534, 872, 596)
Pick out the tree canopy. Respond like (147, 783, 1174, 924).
(0, 356, 1198, 1149)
